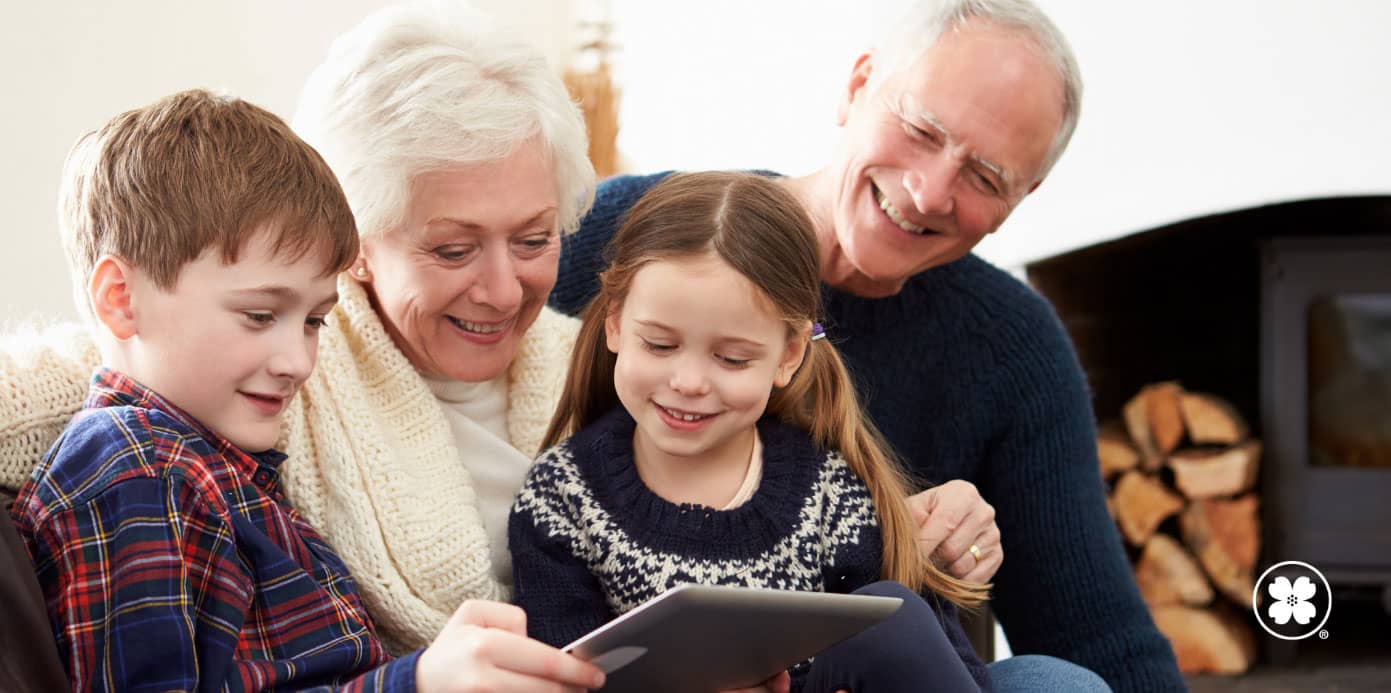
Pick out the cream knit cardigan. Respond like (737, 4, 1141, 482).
(0, 276, 579, 652)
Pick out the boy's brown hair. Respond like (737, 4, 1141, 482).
(58, 89, 358, 316)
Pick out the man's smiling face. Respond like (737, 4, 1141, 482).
(822, 18, 1065, 297)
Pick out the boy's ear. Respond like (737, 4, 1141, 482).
(603, 309, 622, 354)
(88, 256, 138, 340)
(773, 325, 811, 388)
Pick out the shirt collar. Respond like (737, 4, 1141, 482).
(87, 367, 288, 492)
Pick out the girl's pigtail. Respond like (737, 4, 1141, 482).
(542, 293, 620, 450)
(771, 337, 990, 608)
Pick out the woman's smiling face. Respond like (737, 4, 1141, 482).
(358, 138, 560, 382)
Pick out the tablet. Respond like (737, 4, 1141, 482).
(564, 584, 902, 693)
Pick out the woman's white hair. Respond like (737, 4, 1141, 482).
(293, 0, 594, 238)
(873, 0, 1083, 179)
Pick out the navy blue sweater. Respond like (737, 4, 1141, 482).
(509, 408, 989, 691)
(549, 172, 1184, 693)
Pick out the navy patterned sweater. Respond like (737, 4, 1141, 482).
(508, 407, 988, 690)
(548, 172, 1185, 693)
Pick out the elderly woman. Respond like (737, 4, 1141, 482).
(0, 0, 586, 659)
(282, 1, 595, 652)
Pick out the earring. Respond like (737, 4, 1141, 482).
(355, 266, 368, 279)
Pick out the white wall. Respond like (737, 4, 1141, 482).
(6, 1, 1391, 325)
(611, 0, 1391, 270)
(0, 0, 574, 326)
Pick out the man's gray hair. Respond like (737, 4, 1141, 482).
(293, 0, 594, 239)
(872, 0, 1082, 180)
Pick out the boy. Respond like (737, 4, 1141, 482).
(8, 89, 410, 691)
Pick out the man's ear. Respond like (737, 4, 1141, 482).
(837, 52, 876, 127)
(773, 326, 811, 388)
(604, 309, 622, 354)
(88, 256, 138, 340)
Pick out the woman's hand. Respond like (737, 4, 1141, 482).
(417, 600, 606, 693)
(909, 480, 1002, 584)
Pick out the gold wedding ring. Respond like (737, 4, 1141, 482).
(968, 544, 982, 562)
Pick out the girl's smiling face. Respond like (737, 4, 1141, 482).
(605, 252, 807, 474)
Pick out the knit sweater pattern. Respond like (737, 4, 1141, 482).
(511, 409, 901, 692)
(510, 408, 883, 644)
(0, 275, 579, 653)
(549, 172, 1186, 693)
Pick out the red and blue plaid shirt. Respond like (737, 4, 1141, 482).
(11, 369, 418, 692)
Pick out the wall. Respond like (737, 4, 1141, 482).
(5, 1, 1390, 323)
(0, 0, 573, 325)
(611, 0, 1391, 270)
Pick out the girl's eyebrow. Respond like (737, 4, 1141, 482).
(633, 319, 767, 349)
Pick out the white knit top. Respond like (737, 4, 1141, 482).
(422, 373, 533, 588)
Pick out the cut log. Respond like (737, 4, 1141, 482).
(1112, 471, 1185, 546)
(1147, 382, 1187, 456)
(1181, 496, 1260, 605)
(1179, 392, 1249, 445)
(1135, 534, 1214, 607)
(1098, 422, 1140, 479)
(1123, 391, 1163, 471)
(1151, 605, 1257, 674)
(1169, 441, 1262, 499)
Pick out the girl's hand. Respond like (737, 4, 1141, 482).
(416, 600, 606, 693)
(910, 480, 1002, 584)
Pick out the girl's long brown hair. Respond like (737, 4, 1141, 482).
(544, 172, 987, 607)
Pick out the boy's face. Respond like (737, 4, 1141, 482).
(123, 229, 339, 452)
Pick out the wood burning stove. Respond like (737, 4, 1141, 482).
(1025, 196, 1391, 666)
(1260, 236, 1391, 591)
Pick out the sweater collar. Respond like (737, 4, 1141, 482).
(570, 406, 823, 548)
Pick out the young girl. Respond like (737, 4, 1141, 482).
(509, 172, 990, 692)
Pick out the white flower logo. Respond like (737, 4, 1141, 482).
(1267, 575, 1318, 625)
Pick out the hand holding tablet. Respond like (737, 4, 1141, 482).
(564, 584, 902, 693)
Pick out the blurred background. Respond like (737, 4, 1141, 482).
(3, 0, 1389, 324)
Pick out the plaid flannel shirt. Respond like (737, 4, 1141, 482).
(11, 369, 418, 692)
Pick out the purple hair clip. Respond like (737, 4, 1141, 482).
(810, 322, 826, 341)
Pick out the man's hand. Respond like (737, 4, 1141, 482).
(910, 480, 1002, 584)
(417, 600, 606, 693)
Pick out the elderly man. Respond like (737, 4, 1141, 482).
(551, 1, 1185, 691)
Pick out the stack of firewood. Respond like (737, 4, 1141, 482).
(1100, 382, 1261, 675)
